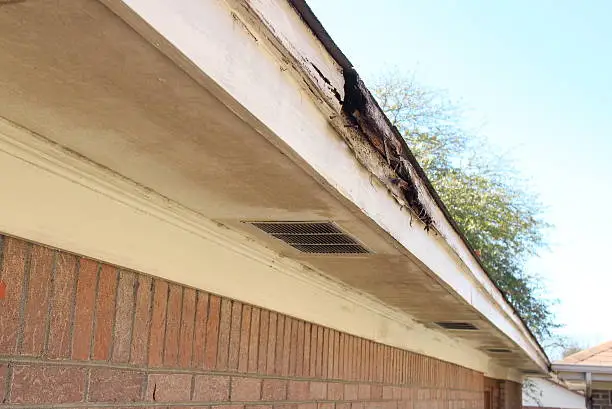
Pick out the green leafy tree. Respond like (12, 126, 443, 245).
(373, 72, 556, 341)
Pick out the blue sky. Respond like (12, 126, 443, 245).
(307, 0, 612, 353)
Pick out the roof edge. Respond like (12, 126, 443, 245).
(288, 0, 549, 366)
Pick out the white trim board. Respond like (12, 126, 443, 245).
(0, 116, 520, 382)
(100, 0, 547, 372)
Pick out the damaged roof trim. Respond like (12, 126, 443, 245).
(288, 0, 547, 361)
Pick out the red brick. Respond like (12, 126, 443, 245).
(266, 312, 277, 375)
(371, 385, 383, 400)
(194, 374, 230, 402)
(248, 307, 260, 373)
(344, 384, 358, 401)
(383, 386, 393, 400)
(358, 384, 371, 400)
(238, 304, 252, 373)
(229, 301, 243, 371)
(0, 364, 7, 402)
(164, 284, 182, 366)
(275, 314, 285, 375)
(0, 238, 28, 354)
(282, 317, 292, 376)
(297, 321, 305, 377)
(92, 264, 118, 361)
(89, 368, 145, 402)
(258, 309, 269, 373)
(11, 364, 85, 404)
(146, 373, 192, 402)
(318, 403, 334, 409)
(205, 295, 221, 370)
(289, 319, 299, 376)
(262, 378, 287, 401)
(214, 405, 244, 409)
(328, 383, 344, 400)
(392, 386, 402, 400)
(130, 274, 152, 366)
(148, 279, 168, 367)
(249, 405, 273, 409)
(337, 403, 351, 409)
(192, 292, 209, 369)
(231, 376, 262, 401)
(70, 258, 97, 360)
(112, 270, 136, 363)
(298, 404, 316, 409)
(351, 403, 365, 409)
(20, 245, 53, 356)
(287, 380, 309, 401)
(47, 252, 77, 359)
(309, 381, 327, 400)
(179, 287, 196, 368)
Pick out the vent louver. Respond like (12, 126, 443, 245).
(434, 321, 479, 331)
(485, 348, 512, 354)
(248, 222, 369, 254)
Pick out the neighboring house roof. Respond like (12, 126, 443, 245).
(559, 341, 612, 366)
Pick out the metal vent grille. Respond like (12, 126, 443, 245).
(434, 321, 479, 331)
(249, 222, 369, 254)
(486, 348, 512, 354)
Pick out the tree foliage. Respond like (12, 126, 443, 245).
(373, 72, 556, 341)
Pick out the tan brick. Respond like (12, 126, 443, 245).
(344, 384, 358, 401)
(287, 380, 309, 401)
(262, 378, 287, 401)
(231, 376, 262, 401)
(11, 364, 85, 404)
(358, 384, 371, 400)
(238, 305, 252, 373)
(229, 301, 243, 371)
(89, 368, 145, 402)
(275, 314, 285, 376)
(130, 274, 152, 366)
(20, 245, 53, 356)
(112, 270, 136, 363)
(0, 237, 28, 355)
(146, 373, 192, 402)
(258, 309, 269, 373)
(248, 307, 260, 373)
(328, 383, 344, 400)
(47, 252, 77, 359)
(194, 374, 230, 402)
(309, 381, 327, 400)
(266, 312, 277, 375)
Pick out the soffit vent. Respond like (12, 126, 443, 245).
(485, 347, 512, 354)
(434, 321, 479, 331)
(248, 222, 369, 254)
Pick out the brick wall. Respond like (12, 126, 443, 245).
(474, 367, 520, 408)
(0, 235, 513, 408)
